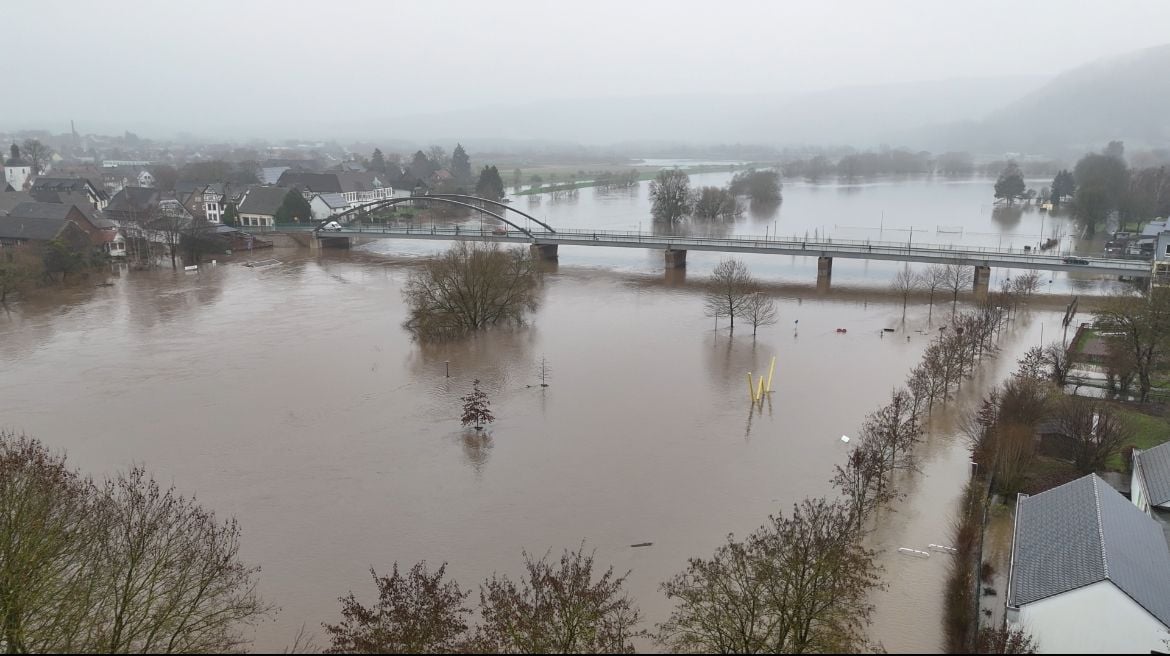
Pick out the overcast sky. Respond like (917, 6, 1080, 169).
(6, 0, 1170, 141)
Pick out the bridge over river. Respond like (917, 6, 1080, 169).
(261, 193, 1152, 288)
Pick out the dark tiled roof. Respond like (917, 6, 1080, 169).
(105, 187, 160, 216)
(1009, 474, 1170, 628)
(1137, 441, 1170, 507)
(0, 215, 72, 240)
(0, 191, 35, 215)
(277, 171, 342, 193)
(8, 202, 77, 221)
(30, 177, 105, 199)
(237, 186, 290, 216)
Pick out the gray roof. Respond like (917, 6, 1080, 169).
(313, 192, 348, 209)
(0, 190, 35, 216)
(1137, 441, 1170, 506)
(105, 187, 160, 216)
(0, 215, 72, 241)
(277, 171, 342, 193)
(1009, 474, 1170, 628)
(8, 201, 78, 221)
(30, 177, 106, 199)
(237, 186, 290, 216)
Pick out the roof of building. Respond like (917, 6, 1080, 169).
(261, 166, 290, 185)
(1009, 474, 1170, 628)
(277, 171, 342, 193)
(8, 201, 80, 221)
(30, 177, 106, 199)
(0, 190, 35, 216)
(313, 192, 348, 209)
(1137, 441, 1170, 507)
(105, 186, 160, 216)
(1142, 220, 1169, 238)
(237, 186, 290, 216)
(0, 215, 73, 241)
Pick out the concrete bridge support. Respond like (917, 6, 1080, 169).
(973, 265, 991, 297)
(817, 256, 833, 282)
(665, 248, 687, 269)
(530, 243, 559, 260)
(310, 236, 351, 251)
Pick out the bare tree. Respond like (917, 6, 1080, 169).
(0, 432, 272, 654)
(649, 169, 692, 223)
(832, 439, 893, 530)
(1055, 397, 1134, 473)
(403, 243, 540, 341)
(474, 544, 644, 653)
(922, 264, 947, 321)
(0, 248, 42, 303)
(658, 498, 882, 654)
(737, 290, 778, 336)
(691, 186, 742, 221)
(20, 138, 53, 175)
(1042, 343, 1071, 387)
(1094, 287, 1170, 402)
(942, 264, 974, 319)
(704, 258, 755, 332)
(891, 267, 921, 319)
(323, 562, 471, 654)
(974, 626, 1038, 654)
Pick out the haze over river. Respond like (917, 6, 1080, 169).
(0, 176, 1105, 651)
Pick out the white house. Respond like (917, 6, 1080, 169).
(1006, 474, 1170, 653)
(4, 144, 32, 191)
(1132, 441, 1170, 515)
(310, 192, 348, 222)
(236, 186, 291, 229)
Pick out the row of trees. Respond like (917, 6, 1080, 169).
(0, 236, 110, 301)
(322, 497, 885, 654)
(0, 432, 270, 653)
(650, 168, 781, 223)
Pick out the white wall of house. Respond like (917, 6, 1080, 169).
(310, 196, 342, 222)
(5, 164, 31, 190)
(343, 186, 393, 209)
(203, 194, 222, 223)
(1009, 580, 1170, 653)
(239, 213, 274, 228)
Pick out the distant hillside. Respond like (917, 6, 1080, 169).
(938, 43, 1170, 154)
(364, 77, 1044, 147)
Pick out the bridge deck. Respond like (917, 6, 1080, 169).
(278, 226, 1151, 276)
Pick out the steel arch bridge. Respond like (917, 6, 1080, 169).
(318, 194, 555, 237)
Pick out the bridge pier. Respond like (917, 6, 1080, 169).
(529, 243, 558, 261)
(311, 236, 351, 251)
(665, 248, 687, 269)
(973, 265, 991, 297)
(817, 256, 832, 282)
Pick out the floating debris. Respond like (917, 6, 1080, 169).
(840, 435, 851, 443)
(245, 259, 282, 268)
(929, 544, 958, 554)
(897, 547, 930, 558)
(631, 542, 653, 548)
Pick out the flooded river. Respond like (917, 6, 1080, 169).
(0, 177, 1104, 652)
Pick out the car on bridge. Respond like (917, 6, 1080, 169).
(318, 221, 343, 232)
(1062, 256, 1090, 265)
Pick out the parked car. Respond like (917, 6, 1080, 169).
(492, 226, 507, 235)
(1062, 256, 1090, 265)
(319, 221, 343, 232)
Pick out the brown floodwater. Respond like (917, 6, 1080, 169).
(0, 246, 1068, 652)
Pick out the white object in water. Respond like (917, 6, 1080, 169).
(898, 547, 930, 558)
(929, 544, 958, 554)
(840, 435, 850, 443)
(184, 265, 198, 272)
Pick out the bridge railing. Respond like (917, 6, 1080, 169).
(286, 224, 1151, 271)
